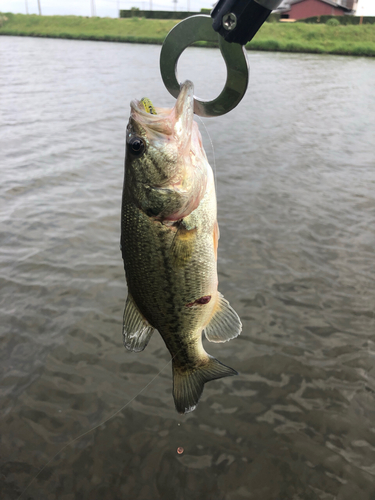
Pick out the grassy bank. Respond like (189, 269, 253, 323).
(248, 21, 375, 56)
(1, 12, 375, 56)
(0, 13, 177, 44)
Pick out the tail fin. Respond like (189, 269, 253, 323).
(173, 356, 238, 414)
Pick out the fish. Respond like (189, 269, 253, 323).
(120, 80, 242, 414)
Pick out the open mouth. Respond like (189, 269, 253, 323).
(129, 81, 195, 140)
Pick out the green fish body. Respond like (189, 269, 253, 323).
(121, 81, 241, 413)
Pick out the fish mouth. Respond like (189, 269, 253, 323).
(129, 81, 195, 146)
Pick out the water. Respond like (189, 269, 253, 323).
(1, 36, 375, 500)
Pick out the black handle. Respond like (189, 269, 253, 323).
(211, 0, 275, 45)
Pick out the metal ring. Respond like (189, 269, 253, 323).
(160, 15, 249, 118)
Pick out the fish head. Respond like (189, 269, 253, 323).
(125, 81, 208, 221)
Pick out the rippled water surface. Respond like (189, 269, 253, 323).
(1, 36, 375, 500)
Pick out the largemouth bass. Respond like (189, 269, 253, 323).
(121, 81, 241, 414)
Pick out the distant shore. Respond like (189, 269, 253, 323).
(1, 13, 374, 57)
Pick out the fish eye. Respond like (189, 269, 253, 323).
(128, 137, 145, 157)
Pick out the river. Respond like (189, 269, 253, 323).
(1, 35, 375, 500)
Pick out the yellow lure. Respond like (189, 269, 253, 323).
(141, 97, 157, 115)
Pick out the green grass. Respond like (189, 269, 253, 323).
(1, 12, 375, 56)
(246, 22, 375, 56)
(0, 12, 177, 44)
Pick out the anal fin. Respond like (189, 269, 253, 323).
(173, 356, 238, 414)
(204, 292, 242, 343)
(122, 294, 154, 352)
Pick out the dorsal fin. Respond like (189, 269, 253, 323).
(204, 292, 242, 343)
(122, 294, 154, 352)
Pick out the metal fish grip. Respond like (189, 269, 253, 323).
(160, 15, 249, 118)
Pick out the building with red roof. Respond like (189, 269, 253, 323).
(278, 0, 356, 20)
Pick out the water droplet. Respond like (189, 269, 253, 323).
(177, 447, 184, 455)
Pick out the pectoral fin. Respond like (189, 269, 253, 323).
(204, 292, 242, 343)
(122, 294, 154, 352)
(170, 220, 197, 269)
